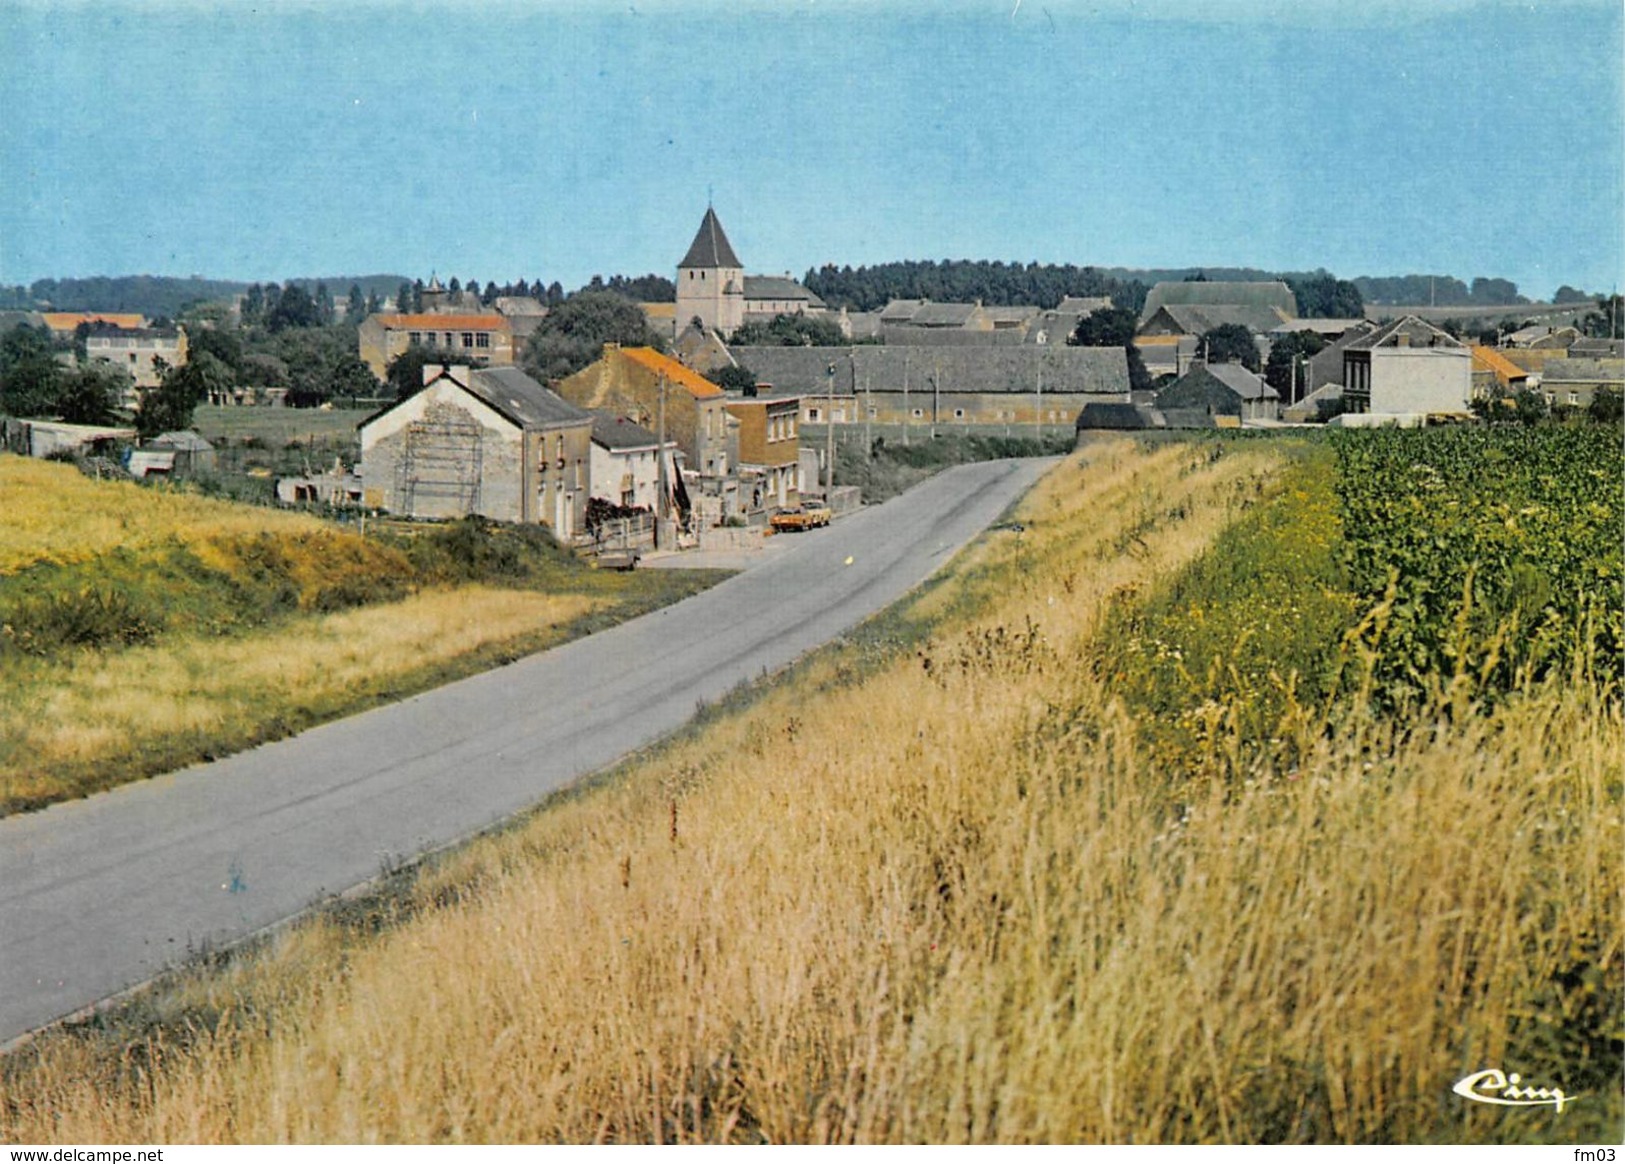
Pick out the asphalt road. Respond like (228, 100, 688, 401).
(0, 457, 1054, 1045)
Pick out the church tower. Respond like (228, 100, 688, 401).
(675, 206, 745, 337)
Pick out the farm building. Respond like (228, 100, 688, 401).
(0, 418, 135, 459)
(1154, 362, 1280, 422)
(731, 345, 1130, 427)
(359, 364, 593, 537)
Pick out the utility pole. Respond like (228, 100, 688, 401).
(825, 360, 837, 495)
(1034, 359, 1043, 440)
(931, 357, 940, 439)
(655, 371, 668, 549)
(902, 351, 911, 446)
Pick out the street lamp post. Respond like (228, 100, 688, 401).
(825, 361, 837, 495)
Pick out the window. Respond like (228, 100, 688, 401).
(1568, 392, 1580, 405)
(461, 332, 474, 348)
(808, 407, 821, 421)
(408, 332, 421, 345)
(475, 332, 490, 349)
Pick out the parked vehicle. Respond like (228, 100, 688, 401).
(770, 504, 832, 532)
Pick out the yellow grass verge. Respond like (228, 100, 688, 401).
(3, 440, 1616, 1144)
(0, 587, 603, 810)
(0, 456, 323, 575)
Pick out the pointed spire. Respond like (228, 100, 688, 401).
(679, 207, 741, 270)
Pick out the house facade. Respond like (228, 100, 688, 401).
(359, 364, 592, 536)
(724, 395, 802, 510)
(84, 326, 188, 394)
(588, 412, 675, 512)
(555, 344, 731, 477)
(1341, 317, 1471, 416)
(357, 312, 516, 378)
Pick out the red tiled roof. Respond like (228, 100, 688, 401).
(619, 346, 723, 398)
(379, 313, 509, 331)
(42, 312, 146, 332)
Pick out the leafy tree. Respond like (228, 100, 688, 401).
(713, 364, 757, 393)
(386, 344, 460, 401)
(395, 281, 415, 314)
(241, 283, 266, 327)
(56, 364, 129, 425)
(1588, 384, 1622, 424)
(1469, 276, 1524, 305)
(136, 352, 230, 436)
(1583, 295, 1623, 339)
(1198, 323, 1260, 372)
(240, 352, 289, 388)
(1283, 271, 1362, 318)
(1069, 306, 1152, 393)
(1264, 330, 1327, 397)
(1553, 284, 1592, 304)
(328, 353, 381, 400)
(187, 326, 244, 376)
(0, 323, 63, 416)
(729, 313, 845, 347)
(347, 283, 366, 322)
(267, 283, 320, 332)
(314, 281, 335, 325)
(523, 292, 666, 381)
(365, 289, 383, 315)
(1512, 387, 1549, 426)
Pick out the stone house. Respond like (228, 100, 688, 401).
(1154, 362, 1280, 422)
(674, 207, 826, 337)
(555, 344, 730, 478)
(357, 312, 516, 378)
(83, 325, 188, 398)
(359, 364, 593, 537)
(1538, 358, 1624, 408)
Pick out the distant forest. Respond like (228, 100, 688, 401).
(802, 262, 1366, 319)
(0, 265, 1589, 319)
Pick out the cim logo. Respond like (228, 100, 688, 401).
(1453, 1067, 1577, 1114)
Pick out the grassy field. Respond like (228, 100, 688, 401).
(0, 456, 721, 813)
(4, 434, 1615, 1144)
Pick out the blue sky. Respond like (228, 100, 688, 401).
(2, 0, 1619, 299)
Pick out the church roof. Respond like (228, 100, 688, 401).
(680, 207, 743, 270)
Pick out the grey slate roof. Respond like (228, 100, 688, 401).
(880, 299, 928, 323)
(679, 208, 743, 269)
(464, 366, 592, 429)
(589, 411, 662, 450)
(1540, 359, 1624, 384)
(1145, 303, 1290, 336)
(1141, 280, 1297, 321)
(733, 344, 1130, 397)
(1345, 315, 1466, 352)
(1281, 381, 1344, 422)
(908, 302, 982, 327)
(1570, 338, 1624, 359)
(1056, 296, 1113, 316)
(743, 276, 824, 307)
(1154, 364, 1273, 414)
(1205, 362, 1278, 401)
(1269, 319, 1366, 336)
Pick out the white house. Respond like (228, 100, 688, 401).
(588, 412, 677, 512)
(1341, 316, 1471, 417)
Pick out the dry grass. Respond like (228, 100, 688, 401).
(0, 456, 323, 575)
(0, 587, 602, 810)
(3, 440, 1617, 1143)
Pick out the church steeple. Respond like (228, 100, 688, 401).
(676, 205, 746, 337)
(680, 207, 742, 270)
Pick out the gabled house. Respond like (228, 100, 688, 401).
(588, 412, 676, 513)
(555, 344, 731, 477)
(1154, 362, 1279, 422)
(359, 363, 593, 536)
(83, 325, 188, 397)
(1538, 358, 1624, 408)
(1341, 316, 1471, 417)
(1471, 345, 1532, 395)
